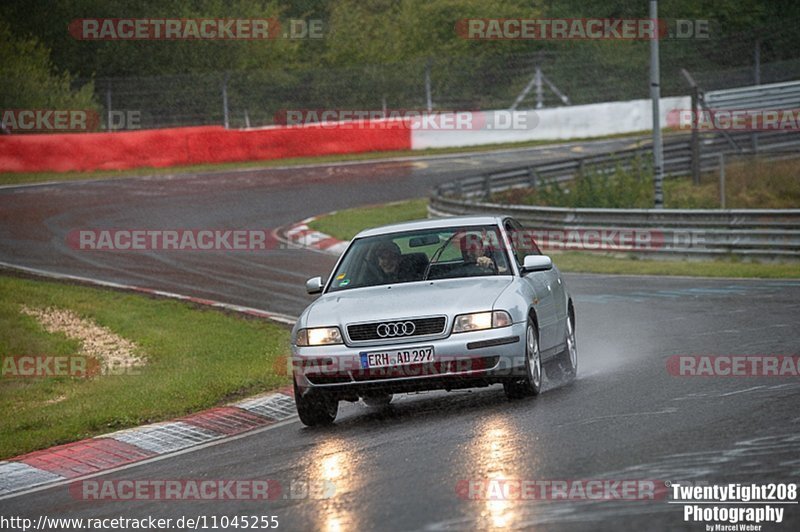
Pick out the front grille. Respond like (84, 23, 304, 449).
(347, 316, 447, 342)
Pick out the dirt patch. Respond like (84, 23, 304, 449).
(20, 305, 146, 374)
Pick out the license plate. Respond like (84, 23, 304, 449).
(360, 346, 434, 369)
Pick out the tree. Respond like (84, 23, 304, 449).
(0, 21, 96, 111)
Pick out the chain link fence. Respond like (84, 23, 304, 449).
(74, 31, 800, 130)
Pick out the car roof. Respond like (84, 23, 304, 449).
(354, 215, 507, 239)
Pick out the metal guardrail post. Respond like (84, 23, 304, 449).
(529, 167, 538, 189)
(718, 153, 726, 209)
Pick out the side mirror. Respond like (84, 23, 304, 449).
(522, 255, 552, 273)
(305, 276, 324, 294)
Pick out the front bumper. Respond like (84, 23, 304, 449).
(292, 321, 527, 397)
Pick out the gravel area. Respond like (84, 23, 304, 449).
(20, 305, 146, 375)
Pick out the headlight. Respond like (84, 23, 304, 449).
(296, 327, 343, 346)
(452, 311, 513, 333)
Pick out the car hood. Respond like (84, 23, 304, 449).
(303, 277, 514, 327)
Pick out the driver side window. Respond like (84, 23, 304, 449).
(505, 219, 541, 267)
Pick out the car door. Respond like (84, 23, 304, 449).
(503, 219, 560, 353)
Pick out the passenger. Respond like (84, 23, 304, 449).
(372, 240, 402, 283)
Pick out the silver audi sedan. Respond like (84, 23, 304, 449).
(291, 215, 577, 425)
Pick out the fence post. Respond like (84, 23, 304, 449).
(106, 84, 112, 131)
(425, 58, 433, 112)
(691, 87, 701, 185)
(535, 66, 543, 110)
(483, 175, 492, 200)
(649, 0, 664, 209)
(222, 72, 230, 129)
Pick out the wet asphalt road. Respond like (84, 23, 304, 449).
(0, 136, 652, 315)
(1, 138, 799, 530)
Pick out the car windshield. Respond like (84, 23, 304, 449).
(327, 225, 511, 292)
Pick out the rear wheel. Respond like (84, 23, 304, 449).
(504, 318, 542, 399)
(294, 381, 338, 426)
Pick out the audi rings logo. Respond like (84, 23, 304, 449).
(376, 321, 416, 338)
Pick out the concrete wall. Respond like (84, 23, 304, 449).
(411, 96, 690, 149)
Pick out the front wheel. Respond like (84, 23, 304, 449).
(547, 312, 577, 383)
(294, 381, 338, 426)
(504, 318, 542, 399)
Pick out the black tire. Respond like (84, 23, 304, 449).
(294, 381, 338, 426)
(361, 393, 393, 408)
(504, 318, 542, 399)
(547, 312, 578, 383)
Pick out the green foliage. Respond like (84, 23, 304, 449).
(512, 154, 654, 208)
(0, 22, 96, 110)
(4, 0, 795, 78)
(494, 155, 800, 209)
(1, 0, 797, 126)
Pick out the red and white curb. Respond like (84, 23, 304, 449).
(282, 216, 349, 256)
(0, 388, 296, 498)
(0, 260, 301, 499)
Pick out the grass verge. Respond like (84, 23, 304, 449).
(546, 251, 799, 278)
(306, 198, 799, 279)
(309, 199, 429, 240)
(0, 274, 290, 459)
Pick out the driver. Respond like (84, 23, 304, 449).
(454, 234, 496, 276)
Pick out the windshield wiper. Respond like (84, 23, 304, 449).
(422, 232, 460, 281)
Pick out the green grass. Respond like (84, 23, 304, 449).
(548, 251, 799, 278)
(306, 198, 799, 279)
(0, 130, 660, 187)
(309, 198, 429, 241)
(0, 274, 290, 459)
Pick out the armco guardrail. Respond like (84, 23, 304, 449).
(704, 80, 800, 111)
(429, 131, 800, 261)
